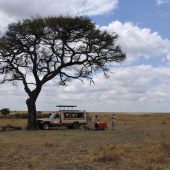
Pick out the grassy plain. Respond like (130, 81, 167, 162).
(0, 113, 170, 170)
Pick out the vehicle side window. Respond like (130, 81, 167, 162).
(77, 113, 85, 118)
(64, 112, 85, 119)
(54, 114, 60, 119)
(49, 113, 55, 119)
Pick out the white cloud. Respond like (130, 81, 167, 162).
(0, 0, 118, 17)
(31, 65, 170, 112)
(0, 0, 118, 34)
(1, 65, 170, 112)
(156, 0, 170, 5)
(0, 11, 15, 34)
(34, 65, 170, 112)
(76, 0, 118, 16)
(101, 21, 170, 63)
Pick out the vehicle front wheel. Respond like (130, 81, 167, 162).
(43, 123, 49, 130)
(38, 125, 43, 130)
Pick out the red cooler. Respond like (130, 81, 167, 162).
(97, 122, 107, 130)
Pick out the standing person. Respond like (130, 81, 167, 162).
(111, 113, 116, 130)
(92, 115, 98, 131)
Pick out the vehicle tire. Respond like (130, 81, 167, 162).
(72, 122, 80, 129)
(43, 123, 49, 130)
(38, 125, 43, 130)
(67, 125, 73, 129)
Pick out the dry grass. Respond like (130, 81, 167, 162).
(0, 118, 27, 127)
(92, 144, 128, 162)
(1, 113, 170, 169)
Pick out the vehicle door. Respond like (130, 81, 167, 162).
(51, 114, 60, 125)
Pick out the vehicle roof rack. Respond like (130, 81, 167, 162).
(56, 105, 77, 110)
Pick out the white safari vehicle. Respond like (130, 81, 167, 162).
(37, 105, 88, 130)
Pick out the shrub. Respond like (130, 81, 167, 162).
(37, 111, 42, 118)
(0, 108, 10, 115)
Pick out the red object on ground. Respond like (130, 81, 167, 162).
(96, 122, 107, 130)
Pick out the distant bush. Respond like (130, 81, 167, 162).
(12, 112, 48, 119)
(0, 108, 10, 116)
(37, 111, 42, 117)
(20, 113, 28, 119)
(13, 113, 21, 118)
(12, 113, 28, 119)
(0, 110, 49, 119)
(37, 113, 49, 118)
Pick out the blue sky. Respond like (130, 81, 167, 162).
(0, 0, 170, 112)
(93, 0, 170, 39)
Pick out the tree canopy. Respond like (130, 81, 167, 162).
(0, 16, 126, 129)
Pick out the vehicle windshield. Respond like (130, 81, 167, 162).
(49, 113, 55, 119)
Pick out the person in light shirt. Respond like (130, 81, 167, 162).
(111, 113, 116, 130)
(92, 115, 98, 131)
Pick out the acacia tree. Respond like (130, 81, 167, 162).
(0, 16, 126, 130)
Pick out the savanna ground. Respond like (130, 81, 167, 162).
(0, 113, 170, 170)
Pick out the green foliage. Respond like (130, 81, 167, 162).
(0, 16, 126, 85)
(0, 108, 10, 115)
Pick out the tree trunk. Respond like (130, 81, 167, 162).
(26, 98, 37, 130)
